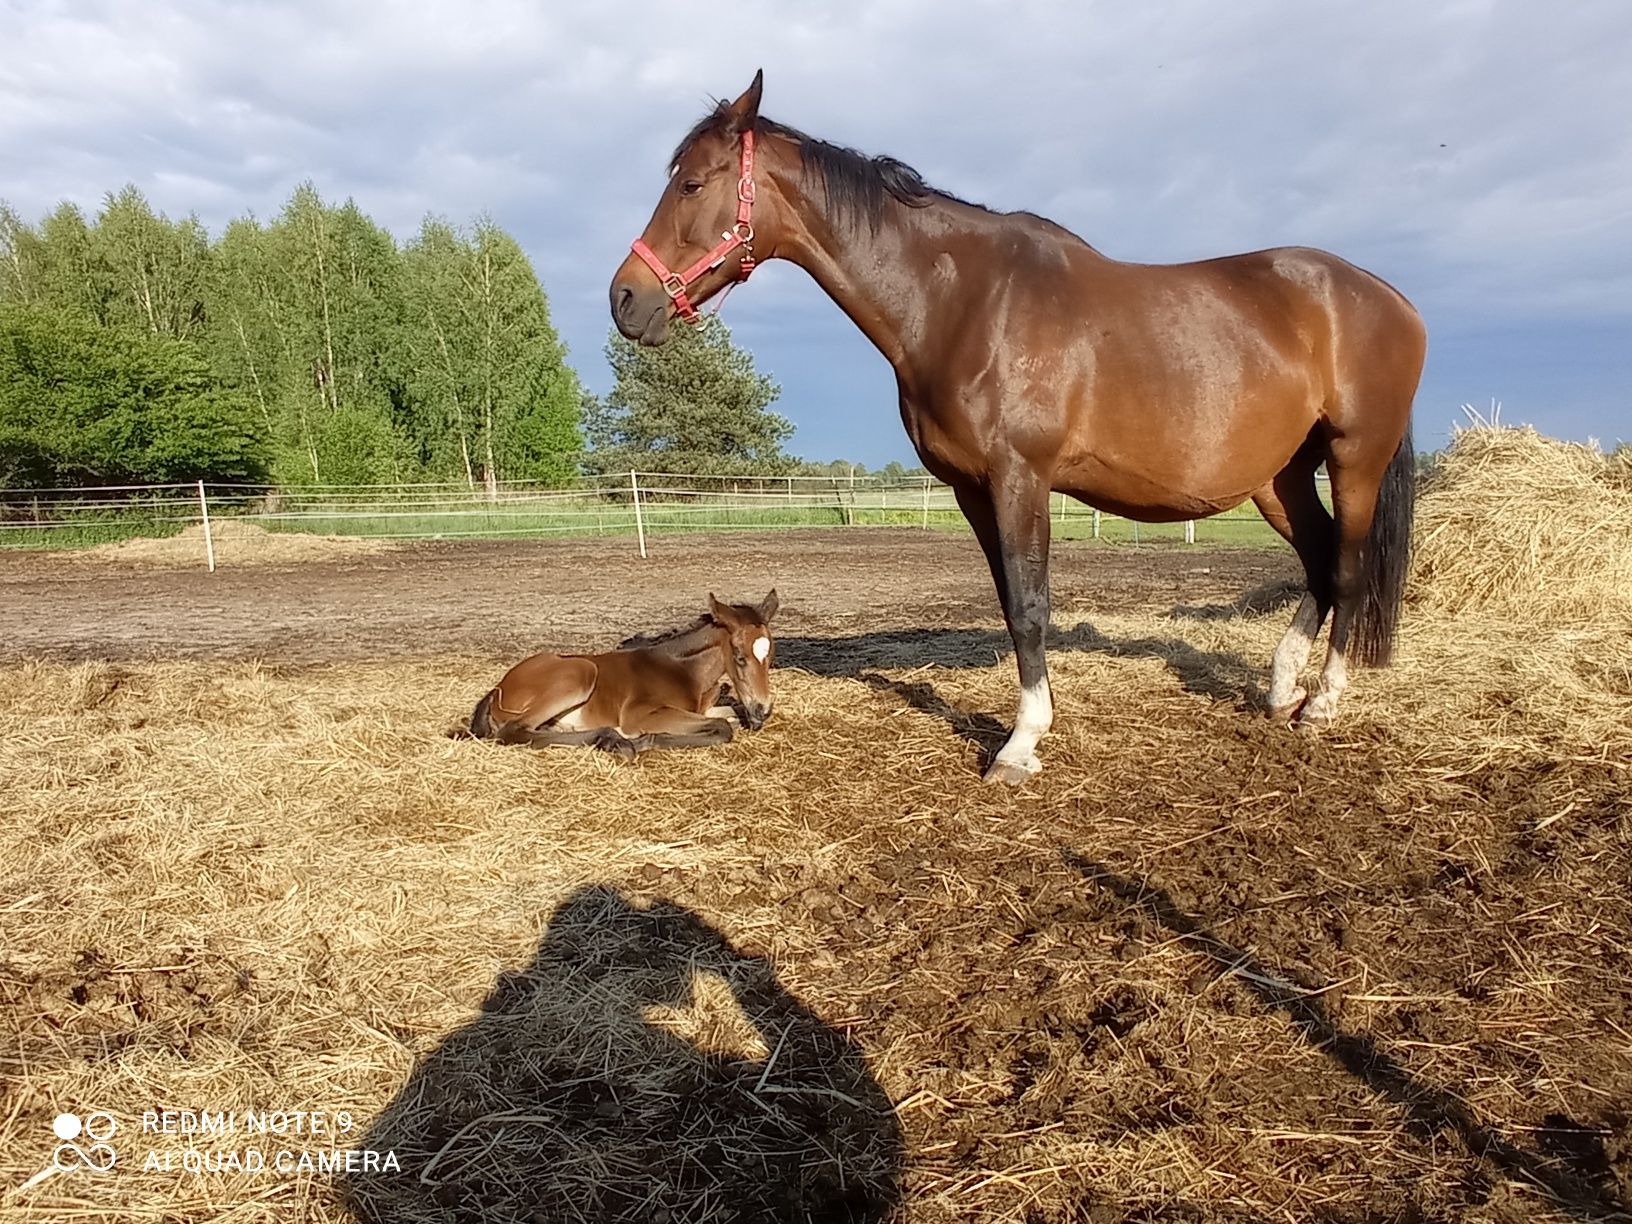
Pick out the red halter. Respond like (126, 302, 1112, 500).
(630, 130, 757, 323)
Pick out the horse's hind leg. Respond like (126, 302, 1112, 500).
(480, 656, 599, 742)
(1296, 419, 1414, 729)
(1253, 446, 1336, 721)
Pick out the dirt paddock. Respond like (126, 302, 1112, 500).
(1, 528, 1628, 1223)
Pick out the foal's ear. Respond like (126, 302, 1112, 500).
(725, 69, 763, 134)
(757, 588, 779, 622)
(707, 593, 729, 622)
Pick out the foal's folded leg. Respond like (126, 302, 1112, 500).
(507, 726, 612, 750)
(627, 707, 736, 751)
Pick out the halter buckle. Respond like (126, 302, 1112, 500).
(661, 273, 688, 300)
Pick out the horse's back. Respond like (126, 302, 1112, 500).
(924, 218, 1424, 512)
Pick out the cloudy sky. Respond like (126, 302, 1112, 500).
(3, 0, 1628, 464)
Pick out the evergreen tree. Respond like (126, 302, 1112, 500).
(586, 319, 793, 475)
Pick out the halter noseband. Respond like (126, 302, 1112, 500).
(630, 130, 757, 324)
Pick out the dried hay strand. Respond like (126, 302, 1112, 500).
(75, 520, 395, 568)
(2, 589, 1629, 1222)
(1411, 417, 1632, 623)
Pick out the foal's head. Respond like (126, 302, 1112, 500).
(708, 589, 778, 730)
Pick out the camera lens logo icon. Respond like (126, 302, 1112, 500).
(51, 1112, 118, 1173)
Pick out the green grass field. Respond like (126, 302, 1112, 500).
(0, 494, 1287, 550)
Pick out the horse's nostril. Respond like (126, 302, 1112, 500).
(615, 286, 634, 320)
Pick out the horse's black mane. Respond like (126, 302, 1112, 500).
(671, 103, 980, 232)
(617, 612, 714, 651)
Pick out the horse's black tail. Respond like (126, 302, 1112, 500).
(469, 688, 498, 739)
(1351, 425, 1415, 668)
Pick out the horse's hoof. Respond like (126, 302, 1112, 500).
(594, 731, 640, 760)
(984, 756, 1041, 786)
(1266, 687, 1307, 723)
(1293, 699, 1336, 731)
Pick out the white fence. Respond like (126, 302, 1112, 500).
(0, 471, 1301, 568)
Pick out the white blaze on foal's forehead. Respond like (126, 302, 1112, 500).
(751, 633, 771, 663)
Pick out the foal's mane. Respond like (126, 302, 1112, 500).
(671, 104, 983, 232)
(617, 612, 715, 652)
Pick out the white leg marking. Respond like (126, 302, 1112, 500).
(1297, 644, 1349, 728)
(1267, 594, 1322, 714)
(992, 676, 1053, 776)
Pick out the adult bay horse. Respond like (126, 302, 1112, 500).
(470, 592, 778, 758)
(610, 71, 1424, 785)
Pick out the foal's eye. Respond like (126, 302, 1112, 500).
(679, 180, 704, 197)
(734, 652, 747, 666)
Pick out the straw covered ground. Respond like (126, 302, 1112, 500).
(75, 520, 398, 567)
(1, 426, 1629, 1223)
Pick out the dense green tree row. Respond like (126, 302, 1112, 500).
(0, 186, 582, 488)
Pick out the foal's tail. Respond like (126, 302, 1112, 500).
(1352, 425, 1415, 668)
(468, 688, 499, 739)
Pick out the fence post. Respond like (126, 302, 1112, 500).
(1092, 508, 1101, 540)
(1184, 519, 1195, 545)
(630, 470, 647, 559)
(197, 480, 216, 573)
(922, 477, 931, 530)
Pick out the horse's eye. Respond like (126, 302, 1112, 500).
(734, 652, 747, 666)
(679, 180, 704, 197)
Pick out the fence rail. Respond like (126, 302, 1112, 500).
(0, 471, 1314, 565)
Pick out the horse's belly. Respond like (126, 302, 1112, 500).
(1055, 448, 1266, 521)
(550, 703, 599, 732)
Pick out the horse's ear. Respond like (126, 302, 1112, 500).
(726, 69, 763, 134)
(758, 588, 779, 622)
(707, 593, 729, 622)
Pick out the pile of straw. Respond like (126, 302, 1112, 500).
(1411, 420, 1632, 622)
(78, 520, 395, 567)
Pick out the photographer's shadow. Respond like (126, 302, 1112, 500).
(338, 885, 902, 1223)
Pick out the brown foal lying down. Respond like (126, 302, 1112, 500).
(469, 591, 778, 759)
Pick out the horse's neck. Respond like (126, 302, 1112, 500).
(647, 624, 728, 687)
(766, 165, 939, 374)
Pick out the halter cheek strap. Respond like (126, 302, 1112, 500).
(630, 130, 757, 323)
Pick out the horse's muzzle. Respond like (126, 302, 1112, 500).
(610, 262, 672, 347)
(743, 704, 770, 731)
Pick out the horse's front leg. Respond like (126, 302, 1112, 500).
(955, 473, 1053, 785)
(624, 706, 737, 751)
(703, 680, 743, 727)
(510, 725, 639, 760)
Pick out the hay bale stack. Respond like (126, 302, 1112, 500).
(77, 519, 394, 567)
(1411, 424, 1632, 622)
